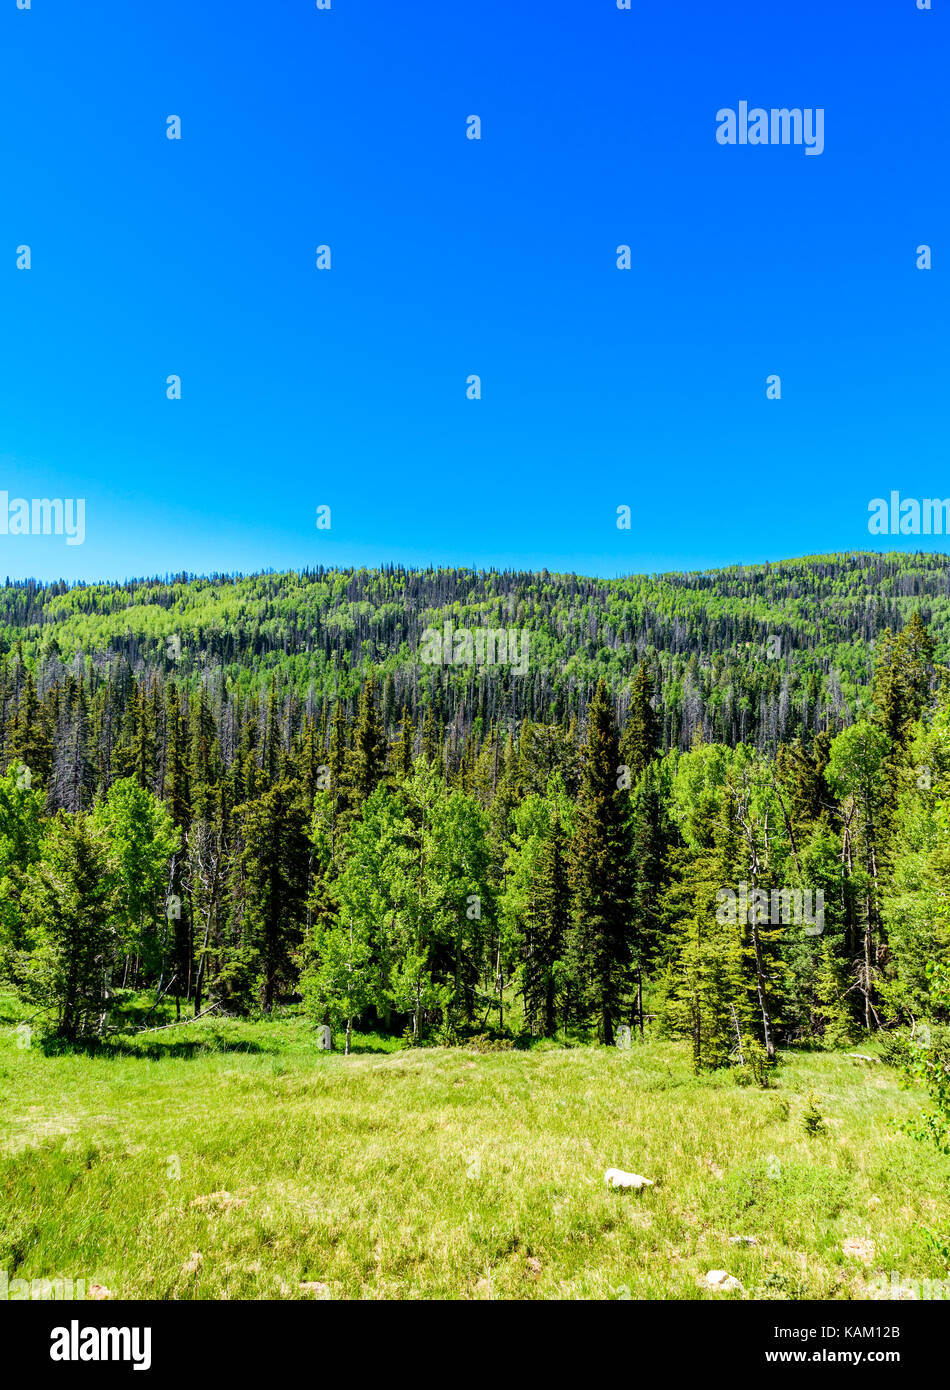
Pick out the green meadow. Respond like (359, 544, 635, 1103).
(1, 998, 946, 1302)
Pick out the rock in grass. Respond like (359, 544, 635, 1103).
(729, 1235, 758, 1246)
(605, 1168, 654, 1190)
(704, 1269, 744, 1292)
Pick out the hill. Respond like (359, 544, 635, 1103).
(2, 550, 949, 751)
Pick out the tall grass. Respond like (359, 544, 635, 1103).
(0, 999, 946, 1300)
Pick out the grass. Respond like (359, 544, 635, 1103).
(1, 995, 947, 1300)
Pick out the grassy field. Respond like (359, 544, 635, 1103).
(1, 996, 947, 1301)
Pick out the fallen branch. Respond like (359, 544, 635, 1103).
(138, 973, 179, 1026)
(136, 1003, 221, 1034)
(846, 1052, 877, 1062)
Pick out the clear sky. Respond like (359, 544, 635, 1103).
(1, 0, 947, 584)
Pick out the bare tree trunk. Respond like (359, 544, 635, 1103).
(771, 777, 802, 876)
(750, 915, 775, 1059)
(731, 1003, 745, 1065)
(193, 912, 212, 1017)
(731, 782, 776, 1059)
(863, 899, 873, 1032)
(495, 939, 503, 1033)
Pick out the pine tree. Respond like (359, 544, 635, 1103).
(345, 674, 388, 808)
(659, 845, 749, 1072)
(263, 679, 281, 785)
(8, 668, 52, 789)
(391, 704, 415, 780)
(298, 716, 325, 811)
(621, 660, 660, 785)
(627, 761, 674, 1030)
(24, 813, 117, 1041)
(189, 685, 220, 821)
(326, 700, 349, 860)
(115, 683, 156, 792)
(567, 680, 634, 1043)
(528, 803, 571, 1035)
(235, 779, 310, 1011)
(873, 615, 936, 750)
(163, 683, 191, 829)
(421, 705, 440, 765)
(813, 939, 856, 1046)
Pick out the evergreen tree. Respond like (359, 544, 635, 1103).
(345, 675, 388, 808)
(627, 761, 675, 1030)
(659, 845, 749, 1072)
(621, 660, 660, 786)
(567, 680, 634, 1043)
(391, 704, 415, 781)
(528, 797, 572, 1035)
(7, 668, 52, 789)
(163, 683, 191, 829)
(235, 779, 310, 1010)
(24, 813, 117, 1041)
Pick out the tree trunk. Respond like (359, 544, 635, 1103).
(545, 973, 556, 1038)
(749, 914, 775, 1059)
(495, 939, 503, 1033)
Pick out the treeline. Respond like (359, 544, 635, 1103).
(2, 552, 950, 757)
(1, 600, 948, 1069)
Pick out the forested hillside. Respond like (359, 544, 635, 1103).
(2, 550, 949, 759)
(1, 553, 949, 1082)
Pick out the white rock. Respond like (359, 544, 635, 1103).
(604, 1168, 654, 1190)
(704, 1269, 744, 1292)
(729, 1235, 758, 1246)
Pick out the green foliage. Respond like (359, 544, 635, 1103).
(91, 777, 180, 963)
(0, 763, 47, 979)
(901, 963, 950, 1156)
(736, 1036, 776, 1088)
(21, 814, 118, 1041)
(500, 777, 573, 1036)
(234, 780, 310, 1011)
(813, 940, 857, 1048)
(567, 680, 634, 1044)
(3, 1019, 945, 1300)
(0, 571, 947, 1064)
(801, 1090, 826, 1135)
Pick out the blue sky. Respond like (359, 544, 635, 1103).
(1, 0, 947, 583)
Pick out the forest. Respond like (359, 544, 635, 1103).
(1, 552, 949, 1078)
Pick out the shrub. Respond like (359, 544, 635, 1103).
(801, 1090, 826, 1135)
